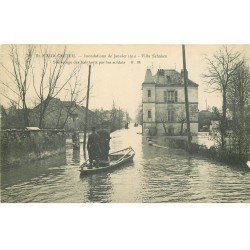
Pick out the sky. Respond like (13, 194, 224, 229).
(1, 44, 250, 119)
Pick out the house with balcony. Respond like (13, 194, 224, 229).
(142, 68, 199, 135)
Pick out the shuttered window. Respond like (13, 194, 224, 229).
(148, 110, 152, 119)
(165, 91, 178, 103)
(164, 91, 167, 102)
(167, 110, 174, 122)
(175, 91, 178, 102)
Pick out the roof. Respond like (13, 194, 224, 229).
(143, 69, 155, 84)
(142, 68, 198, 87)
(32, 97, 93, 114)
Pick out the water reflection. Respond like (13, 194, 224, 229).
(72, 148, 80, 164)
(1, 153, 66, 189)
(84, 173, 113, 203)
(1, 126, 250, 203)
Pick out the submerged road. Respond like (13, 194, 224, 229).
(1, 126, 250, 202)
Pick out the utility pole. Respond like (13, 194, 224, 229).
(182, 45, 192, 151)
(83, 65, 91, 159)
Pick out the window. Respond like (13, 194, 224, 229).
(165, 91, 178, 103)
(147, 89, 151, 98)
(167, 91, 175, 102)
(167, 110, 174, 122)
(148, 110, 152, 119)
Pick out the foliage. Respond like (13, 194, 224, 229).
(135, 105, 143, 125)
(203, 46, 249, 161)
(93, 103, 130, 132)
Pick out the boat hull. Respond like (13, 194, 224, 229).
(79, 147, 135, 175)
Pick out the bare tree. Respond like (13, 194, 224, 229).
(203, 46, 241, 150)
(177, 110, 186, 135)
(156, 110, 168, 135)
(57, 75, 86, 129)
(31, 46, 81, 128)
(135, 105, 143, 125)
(1, 45, 35, 127)
(228, 59, 250, 156)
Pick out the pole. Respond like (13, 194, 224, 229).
(83, 65, 91, 159)
(182, 45, 192, 150)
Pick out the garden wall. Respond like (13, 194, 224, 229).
(0, 129, 66, 167)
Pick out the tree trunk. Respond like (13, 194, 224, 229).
(221, 90, 227, 151)
(22, 100, 29, 127)
(161, 120, 167, 135)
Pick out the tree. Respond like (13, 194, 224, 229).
(203, 46, 241, 150)
(1, 45, 35, 127)
(0, 105, 8, 129)
(32, 46, 81, 128)
(135, 105, 143, 125)
(210, 107, 225, 148)
(177, 110, 186, 135)
(110, 101, 117, 132)
(228, 59, 250, 156)
(55, 74, 84, 129)
(156, 110, 168, 135)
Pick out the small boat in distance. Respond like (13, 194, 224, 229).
(79, 147, 135, 175)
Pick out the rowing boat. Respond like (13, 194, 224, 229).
(79, 146, 135, 175)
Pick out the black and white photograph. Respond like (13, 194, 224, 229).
(1, 44, 249, 203)
(0, 1, 249, 249)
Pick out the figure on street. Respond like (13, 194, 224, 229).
(98, 125, 111, 162)
(87, 127, 101, 168)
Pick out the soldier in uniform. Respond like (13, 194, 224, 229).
(97, 124, 111, 162)
(87, 127, 101, 168)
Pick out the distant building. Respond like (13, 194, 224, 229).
(142, 68, 199, 135)
(198, 110, 214, 131)
(30, 97, 94, 131)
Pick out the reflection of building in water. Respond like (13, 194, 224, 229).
(142, 68, 199, 135)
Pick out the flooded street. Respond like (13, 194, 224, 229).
(1, 126, 249, 203)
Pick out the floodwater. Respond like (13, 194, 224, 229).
(1, 126, 249, 203)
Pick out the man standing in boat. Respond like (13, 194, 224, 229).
(97, 124, 111, 162)
(87, 126, 101, 168)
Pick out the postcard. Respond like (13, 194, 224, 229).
(1, 44, 249, 203)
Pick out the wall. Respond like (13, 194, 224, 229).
(155, 86, 198, 103)
(142, 84, 156, 103)
(142, 81, 199, 135)
(155, 122, 198, 135)
(0, 129, 66, 167)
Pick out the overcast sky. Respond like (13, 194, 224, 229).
(1, 44, 250, 119)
